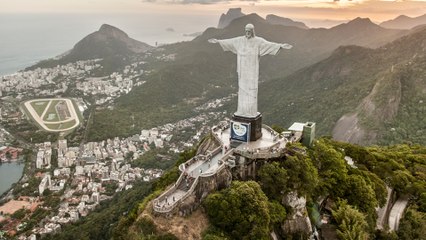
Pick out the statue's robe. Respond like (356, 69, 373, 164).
(217, 36, 282, 118)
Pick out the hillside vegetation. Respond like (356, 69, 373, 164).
(260, 26, 426, 145)
(88, 14, 413, 143)
(111, 138, 426, 240)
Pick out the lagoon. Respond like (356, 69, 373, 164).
(0, 162, 24, 196)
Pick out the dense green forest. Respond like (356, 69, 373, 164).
(104, 138, 425, 240)
(200, 139, 425, 239)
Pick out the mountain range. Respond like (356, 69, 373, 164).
(260, 25, 426, 144)
(27, 11, 426, 145)
(195, 14, 407, 82)
(265, 14, 309, 29)
(380, 14, 426, 29)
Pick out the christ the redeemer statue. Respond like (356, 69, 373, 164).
(209, 23, 292, 118)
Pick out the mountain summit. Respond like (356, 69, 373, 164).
(217, 8, 245, 28)
(380, 14, 426, 29)
(265, 14, 308, 29)
(97, 24, 130, 40)
(65, 24, 153, 61)
(332, 17, 379, 31)
(28, 24, 153, 72)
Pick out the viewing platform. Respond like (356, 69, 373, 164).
(212, 124, 301, 160)
(152, 121, 307, 215)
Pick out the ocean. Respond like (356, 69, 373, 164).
(0, 12, 216, 76)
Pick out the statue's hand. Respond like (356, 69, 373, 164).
(208, 38, 218, 44)
(281, 43, 293, 49)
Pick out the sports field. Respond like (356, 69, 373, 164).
(22, 98, 80, 132)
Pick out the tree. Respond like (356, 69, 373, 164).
(11, 208, 27, 220)
(125, 151, 134, 161)
(418, 192, 426, 212)
(271, 124, 285, 134)
(203, 181, 271, 240)
(310, 139, 348, 197)
(268, 201, 286, 228)
(397, 207, 426, 240)
(5, 151, 12, 160)
(391, 170, 415, 194)
(281, 149, 318, 196)
(258, 162, 288, 200)
(344, 175, 378, 214)
(332, 200, 369, 240)
(135, 216, 157, 236)
(356, 170, 387, 208)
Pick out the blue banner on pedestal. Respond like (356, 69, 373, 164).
(230, 121, 250, 142)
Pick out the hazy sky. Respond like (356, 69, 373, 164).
(1, 0, 426, 23)
(0, 0, 425, 75)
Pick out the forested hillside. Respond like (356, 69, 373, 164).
(87, 14, 411, 143)
(110, 138, 426, 240)
(260, 26, 426, 145)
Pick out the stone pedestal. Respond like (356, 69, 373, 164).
(232, 113, 262, 142)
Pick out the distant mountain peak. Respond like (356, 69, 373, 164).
(98, 24, 129, 39)
(348, 17, 375, 26)
(380, 13, 426, 29)
(218, 8, 245, 28)
(242, 13, 265, 22)
(60, 24, 152, 63)
(226, 8, 243, 14)
(265, 14, 308, 29)
(332, 17, 379, 31)
(395, 15, 410, 20)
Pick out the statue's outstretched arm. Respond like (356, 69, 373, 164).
(281, 43, 293, 49)
(208, 38, 218, 44)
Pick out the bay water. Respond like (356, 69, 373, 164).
(0, 12, 216, 76)
(0, 162, 24, 196)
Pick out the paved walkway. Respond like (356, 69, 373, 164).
(185, 152, 223, 177)
(154, 151, 224, 211)
(154, 123, 293, 213)
(389, 196, 409, 231)
(376, 187, 392, 230)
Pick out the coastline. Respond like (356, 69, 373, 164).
(0, 161, 25, 202)
(0, 158, 20, 163)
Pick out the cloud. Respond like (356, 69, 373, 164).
(141, 0, 426, 7)
(142, 0, 257, 4)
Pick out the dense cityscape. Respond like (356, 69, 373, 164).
(0, 46, 234, 239)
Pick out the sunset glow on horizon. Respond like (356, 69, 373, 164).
(1, 0, 426, 24)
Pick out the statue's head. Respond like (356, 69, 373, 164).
(245, 23, 255, 39)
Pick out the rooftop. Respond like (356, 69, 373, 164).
(288, 122, 306, 132)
